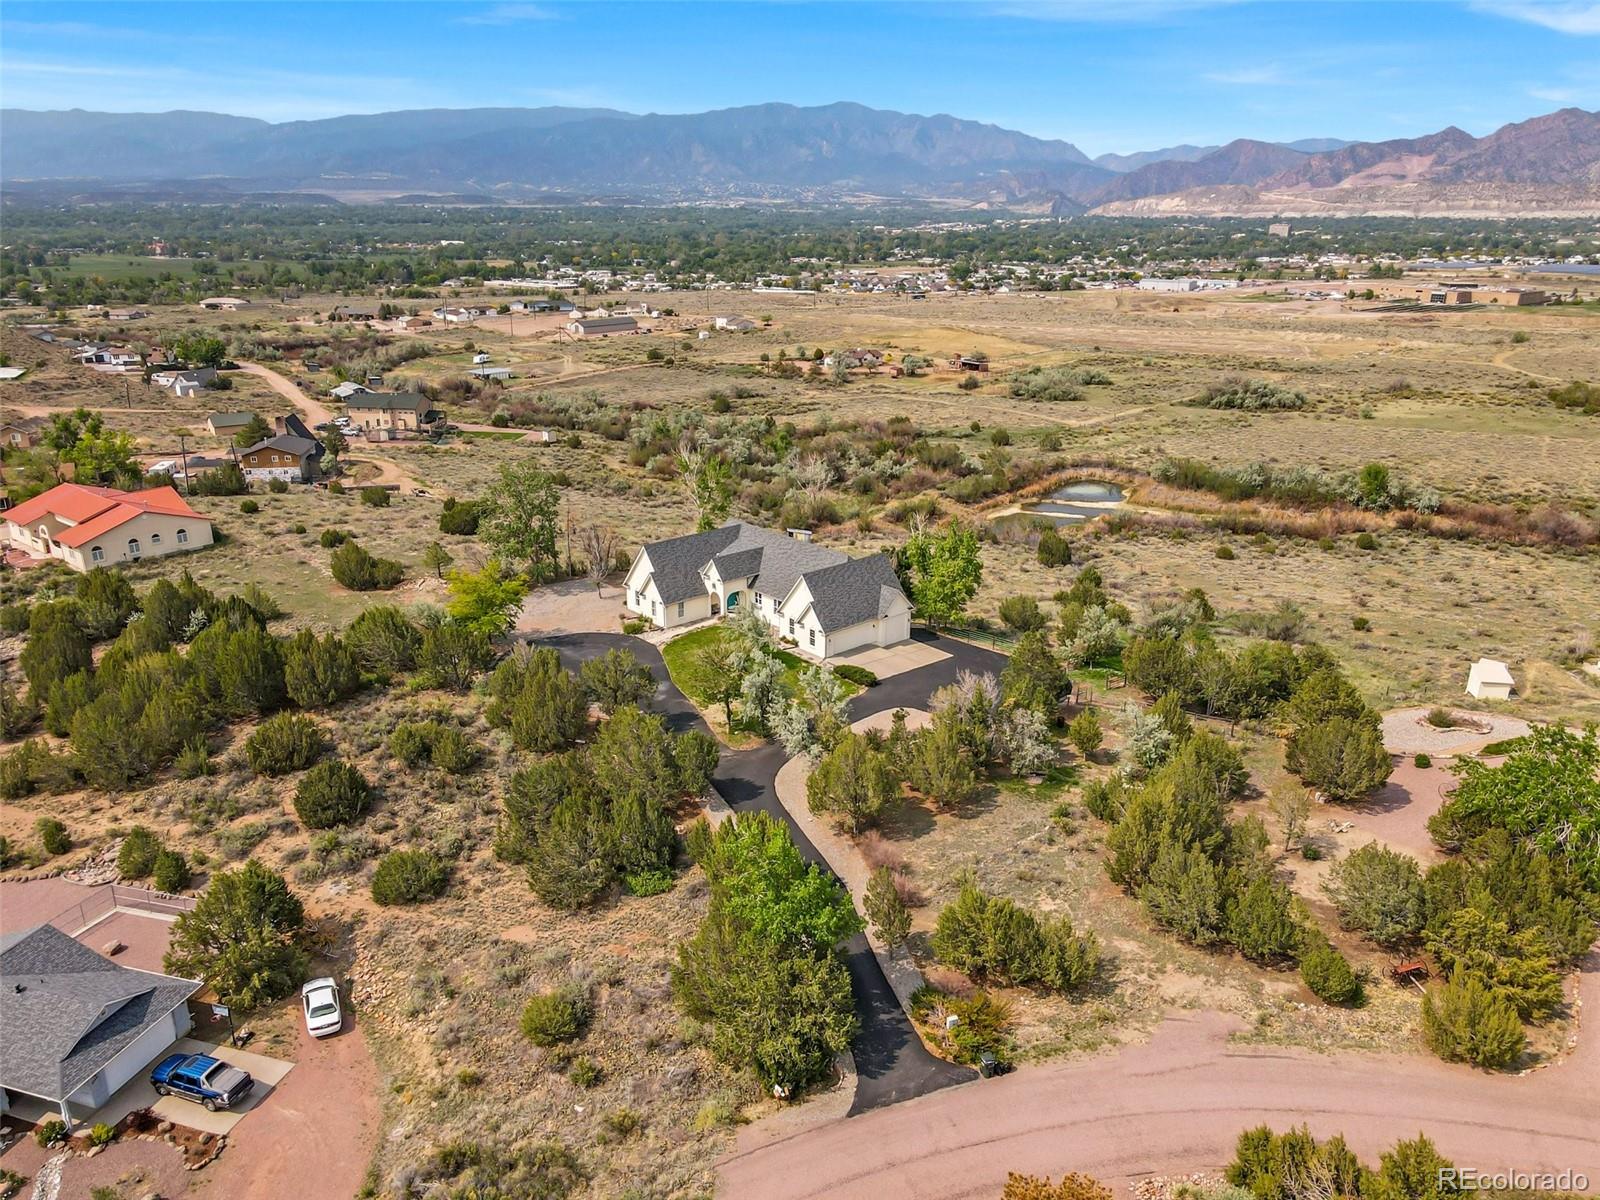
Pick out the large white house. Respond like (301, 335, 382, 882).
(3, 483, 214, 571)
(624, 522, 912, 658)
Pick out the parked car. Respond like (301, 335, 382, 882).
(301, 977, 343, 1038)
(150, 1053, 254, 1111)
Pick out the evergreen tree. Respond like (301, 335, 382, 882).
(864, 865, 911, 950)
(164, 861, 308, 1008)
(284, 629, 361, 708)
(578, 647, 656, 714)
(1323, 842, 1426, 947)
(1421, 972, 1526, 1068)
(344, 605, 422, 675)
(417, 622, 493, 691)
(1000, 630, 1069, 718)
(1140, 841, 1227, 945)
(488, 647, 587, 751)
(806, 732, 897, 833)
(1286, 716, 1391, 801)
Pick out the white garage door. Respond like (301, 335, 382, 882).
(879, 612, 911, 646)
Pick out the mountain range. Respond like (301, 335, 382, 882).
(3, 102, 1597, 215)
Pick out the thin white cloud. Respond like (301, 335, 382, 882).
(1471, 1, 1600, 34)
(984, 0, 1248, 22)
(455, 3, 560, 25)
(0, 56, 443, 121)
(1524, 59, 1600, 103)
(1203, 64, 1286, 85)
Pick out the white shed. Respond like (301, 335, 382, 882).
(1465, 658, 1515, 701)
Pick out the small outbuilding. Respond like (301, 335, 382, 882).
(1466, 658, 1515, 701)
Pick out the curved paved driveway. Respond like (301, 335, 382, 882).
(536, 632, 975, 1112)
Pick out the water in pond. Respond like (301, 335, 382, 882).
(1013, 480, 1127, 525)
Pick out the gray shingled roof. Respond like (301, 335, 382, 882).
(799, 554, 906, 630)
(0, 925, 199, 1102)
(637, 525, 744, 604)
(241, 434, 318, 458)
(715, 524, 845, 607)
(344, 391, 432, 412)
(636, 522, 907, 632)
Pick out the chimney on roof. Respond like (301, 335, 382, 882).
(787, 528, 812, 543)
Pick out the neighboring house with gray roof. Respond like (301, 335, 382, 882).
(0, 925, 200, 1121)
(623, 521, 912, 658)
(238, 434, 320, 482)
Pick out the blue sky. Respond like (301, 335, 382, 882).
(1, 1, 1596, 155)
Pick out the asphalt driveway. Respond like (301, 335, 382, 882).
(533, 630, 977, 1112)
(851, 630, 1009, 722)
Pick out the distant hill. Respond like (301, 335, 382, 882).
(1092, 137, 1350, 173)
(0, 102, 1104, 200)
(1090, 108, 1600, 216)
(1, 103, 1594, 215)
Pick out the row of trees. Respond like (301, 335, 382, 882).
(1089, 716, 1358, 998)
(806, 670, 1060, 835)
(490, 646, 718, 908)
(1325, 829, 1596, 1064)
(1120, 599, 1391, 802)
(0, 571, 500, 796)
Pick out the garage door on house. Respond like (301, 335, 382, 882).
(879, 611, 911, 646)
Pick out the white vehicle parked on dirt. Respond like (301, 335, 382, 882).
(302, 977, 343, 1038)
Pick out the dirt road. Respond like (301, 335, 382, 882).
(237, 361, 335, 426)
(719, 956, 1600, 1198)
(238, 361, 431, 491)
(203, 1017, 381, 1200)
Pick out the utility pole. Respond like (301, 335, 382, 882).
(177, 434, 191, 496)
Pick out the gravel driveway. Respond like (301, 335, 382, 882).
(1380, 706, 1530, 756)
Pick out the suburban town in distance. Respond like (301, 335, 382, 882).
(1, 2, 1599, 1198)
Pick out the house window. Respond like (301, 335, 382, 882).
(677, 602, 685, 618)
(808, 628, 816, 647)
(651, 600, 658, 617)
(37, 525, 48, 540)
(270, 454, 279, 463)
(149, 533, 162, 546)
(90, 546, 104, 563)
(175, 528, 188, 545)
(127, 538, 141, 557)
(788, 619, 796, 637)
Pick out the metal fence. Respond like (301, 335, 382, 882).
(47, 883, 197, 936)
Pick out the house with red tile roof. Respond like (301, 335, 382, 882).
(3, 483, 214, 572)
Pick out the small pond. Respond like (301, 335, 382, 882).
(1010, 479, 1127, 525)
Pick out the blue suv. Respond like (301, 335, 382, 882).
(150, 1053, 255, 1112)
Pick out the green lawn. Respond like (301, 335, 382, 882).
(57, 254, 205, 280)
(660, 626, 861, 726)
(660, 625, 728, 708)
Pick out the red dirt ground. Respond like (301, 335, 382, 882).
(1344, 758, 1457, 863)
(196, 1013, 381, 1200)
(719, 953, 1600, 1199)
